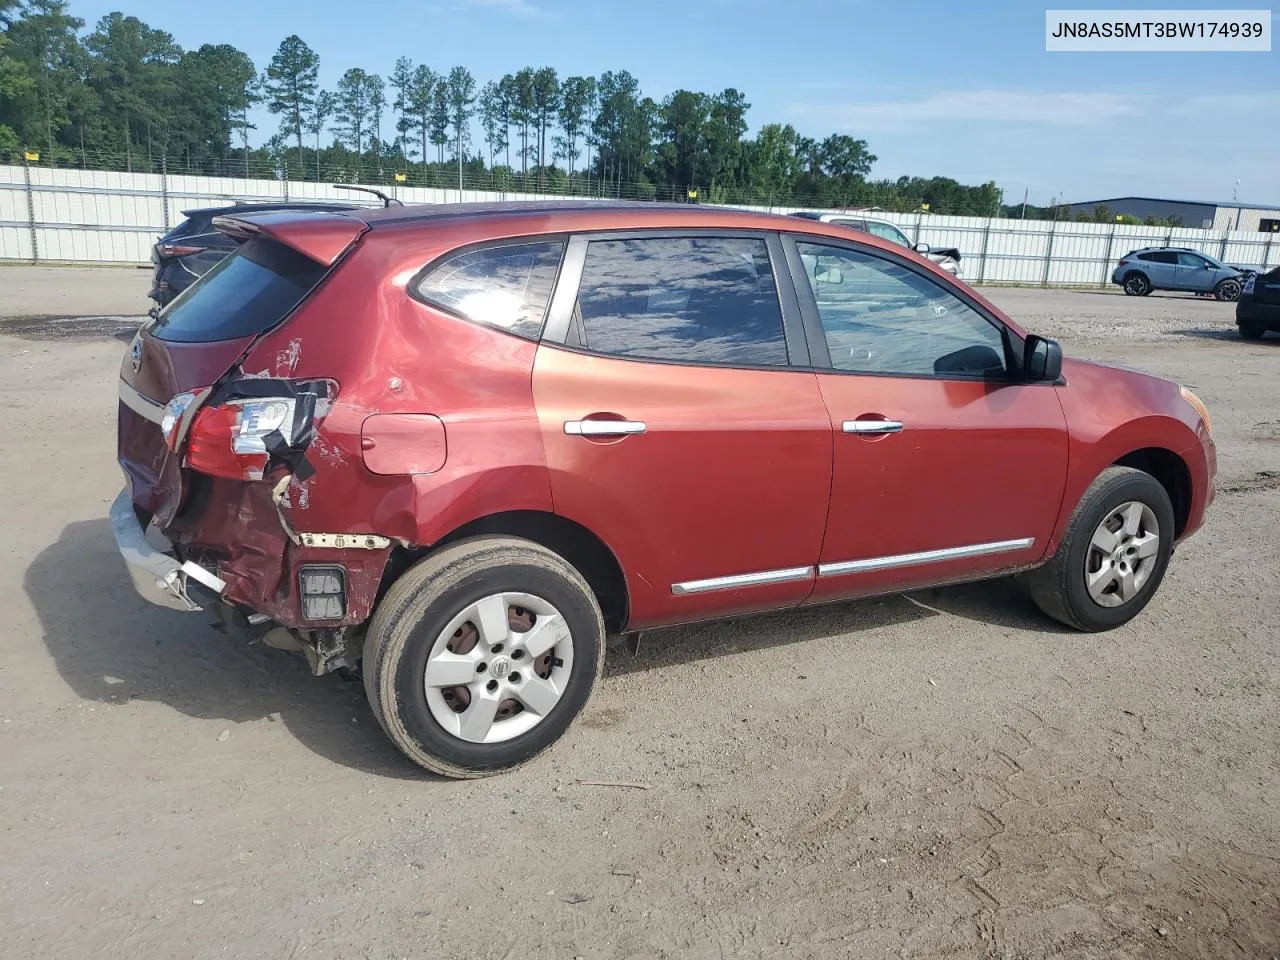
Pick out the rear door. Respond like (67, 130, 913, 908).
(1137, 251, 1175, 287)
(532, 232, 832, 629)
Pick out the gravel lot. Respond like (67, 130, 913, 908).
(1, 269, 1277, 960)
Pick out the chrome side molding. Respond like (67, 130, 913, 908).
(819, 538, 1035, 577)
(672, 565, 814, 596)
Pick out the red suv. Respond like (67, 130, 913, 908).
(113, 202, 1216, 777)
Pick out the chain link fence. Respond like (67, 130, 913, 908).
(3, 157, 1278, 284)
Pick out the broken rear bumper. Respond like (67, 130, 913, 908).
(110, 487, 227, 612)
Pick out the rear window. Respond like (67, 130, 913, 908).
(149, 238, 326, 343)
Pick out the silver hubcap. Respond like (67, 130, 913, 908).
(423, 592, 574, 744)
(1085, 501, 1161, 607)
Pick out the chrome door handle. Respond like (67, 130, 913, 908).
(843, 419, 904, 435)
(564, 420, 647, 437)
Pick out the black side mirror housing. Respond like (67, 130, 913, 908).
(1024, 335, 1063, 382)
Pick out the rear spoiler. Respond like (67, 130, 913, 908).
(211, 211, 368, 267)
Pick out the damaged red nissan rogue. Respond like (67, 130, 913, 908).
(113, 201, 1216, 777)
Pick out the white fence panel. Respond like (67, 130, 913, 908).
(3, 164, 1278, 282)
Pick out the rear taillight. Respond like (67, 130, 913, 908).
(176, 379, 335, 481)
(1117, 259, 1129, 266)
(161, 391, 201, 451)
(158, 243, 204, 258)
(187, 397, 298, 480)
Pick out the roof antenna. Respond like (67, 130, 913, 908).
(331, 185, 403, 208)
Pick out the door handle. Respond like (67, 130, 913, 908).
(564, 419, 647, 437)
(843, 419, 904, 435)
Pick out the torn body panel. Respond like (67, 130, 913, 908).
(168, 476, 391, 628)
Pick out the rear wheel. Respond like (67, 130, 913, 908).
(363, 536, 606, 777)
(1028, 467, 1175, 631)
(1238, 322, 1264, 340)
(1123, 273, 1151, 297)
(1214, 278, 1242, 302)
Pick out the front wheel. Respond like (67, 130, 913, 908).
(1123, 273, 1151, 297)
(1028, 466, 1175, 631)
(363, 536, 606, 777)
(1214, 278, 1242, 302)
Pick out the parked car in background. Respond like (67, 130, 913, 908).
(790, 210, 963, 277)
(148, 202, 361, 312)
(1236, 267, 1280, 339)
(1111, 247, 1254, 301)
(147, 188, 401, 312)
(113, 200, 1214, 778)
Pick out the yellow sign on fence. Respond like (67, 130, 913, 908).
(23, 151, 39, 162)
(394, 172, 407, 183)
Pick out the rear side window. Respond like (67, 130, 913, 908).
(1138, 251, 1178, 264)
(570, 236, 788, 367)
(149, 238, 326, 343)
(415, 240, 564, 340)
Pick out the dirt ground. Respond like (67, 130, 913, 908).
(0, 270, 1276, 960)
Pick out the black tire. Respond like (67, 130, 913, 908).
(1027, 466, 1175, 632)
(363, 536, 606, 778)
(1214, 278, 1242, 302)
(1238, 322, 1264, 341)
(1122, 272, 1151, 297)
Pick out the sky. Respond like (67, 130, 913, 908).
(65, 0, 1280, 205)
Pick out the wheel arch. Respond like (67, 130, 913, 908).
(1112, 447, 1192, 537)
(383, 510, 630, 634)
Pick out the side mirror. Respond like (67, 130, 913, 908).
(1023, 335, 1063, 382)
(914, 242, 930, 254)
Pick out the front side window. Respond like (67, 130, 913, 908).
(796, 241, 1008, 378)
(415, 240, 564, 339)
(1177, 252, 1208, 268)
(571, 236, 788, 367)
(866, 221, 911, 247)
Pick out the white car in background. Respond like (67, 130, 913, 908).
(790, 211, 963, 277)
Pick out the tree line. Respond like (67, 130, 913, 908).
(1, 0, 1004, 213)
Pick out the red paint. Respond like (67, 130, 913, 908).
(808, 374, 1069, 602)
(117, 203, 1216, 632)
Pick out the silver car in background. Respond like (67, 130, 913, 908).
(790, 210, 963, 277)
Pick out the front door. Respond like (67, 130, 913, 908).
(784, 237, 1070, 603)
(1177, 252, 1216, 292)
(533, 232, 833, 629)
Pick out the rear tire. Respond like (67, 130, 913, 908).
(1238, 322, 1264, 340)
(1028, 467, 1175, 632)
(1122, 273, 1151, 297)
(363, 536, 606, 778)
(1214, 278, 1242, 302)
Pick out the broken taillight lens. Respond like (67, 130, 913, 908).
(186, 397, 297, 480)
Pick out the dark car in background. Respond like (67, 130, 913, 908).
(148, 202, 362, 312)
(1236, 267, 1280, 339)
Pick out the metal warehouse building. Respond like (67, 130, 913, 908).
(1064, 197, 1280, 233)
